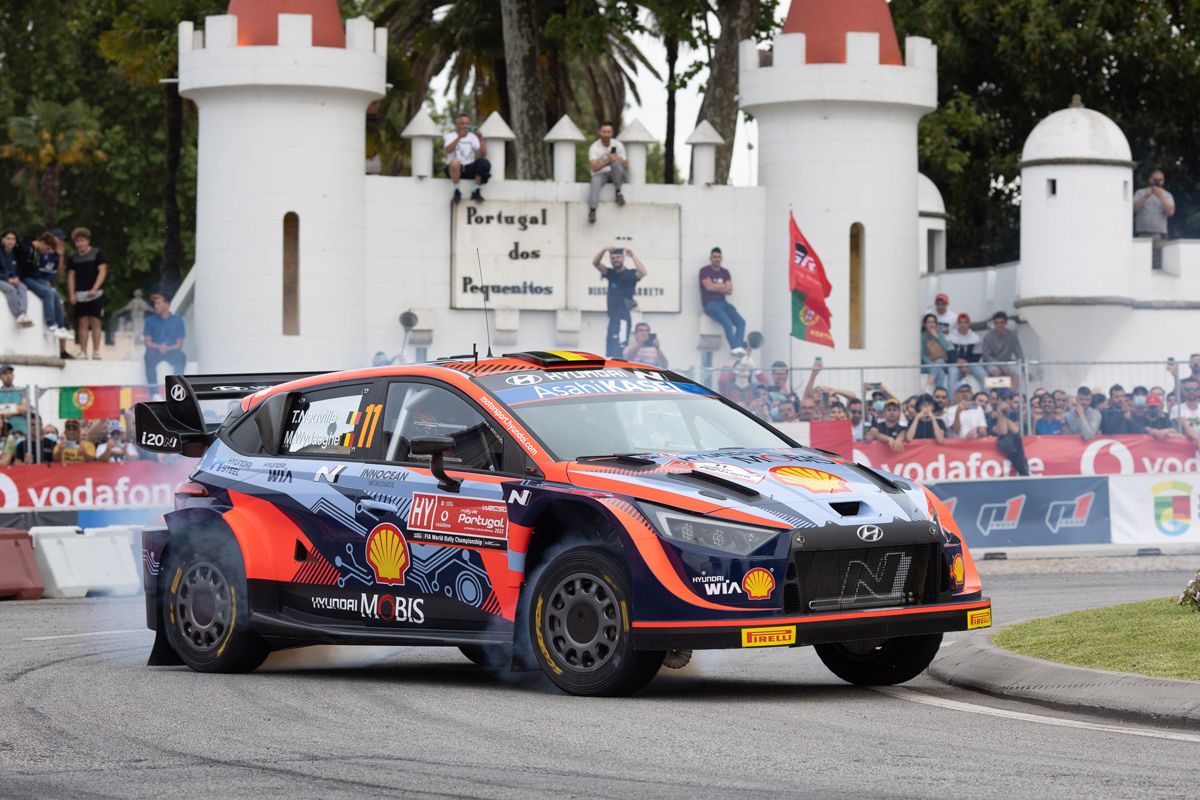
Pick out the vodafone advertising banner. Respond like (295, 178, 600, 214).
(852, 436, 1199, 483)
(1109, 472, 1200, 545)
(0, 462, 192, 512)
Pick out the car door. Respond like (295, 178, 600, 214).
(353, 379, 518, 635)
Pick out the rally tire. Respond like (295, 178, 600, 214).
(161, 535, 269, 674)
(814, 633, 942, 686)
(526, 546, 663, 697)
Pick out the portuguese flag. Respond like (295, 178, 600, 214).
(59, 386, 121, 419)
(788, 212, 834, 348)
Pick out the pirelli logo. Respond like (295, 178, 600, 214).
(740, 625, 797, 648)
(967, 608, 992, 630)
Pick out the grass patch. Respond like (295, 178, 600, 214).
(994, 598, 1200, 682)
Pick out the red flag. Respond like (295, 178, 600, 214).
(789, 212, 834, 347)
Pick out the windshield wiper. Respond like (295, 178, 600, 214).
(575, 453, 657, 467)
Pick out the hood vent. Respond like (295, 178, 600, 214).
(829, 501, 862, 517)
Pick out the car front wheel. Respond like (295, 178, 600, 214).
(815, 633, 942, 685)
(526, 546, 663, 696)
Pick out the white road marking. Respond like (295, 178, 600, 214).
(25, 629, 148, 642)
(874, 686, 1200, 743)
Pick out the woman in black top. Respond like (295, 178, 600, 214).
(905, 394, 946, 443)
(66, 227, 107, 359)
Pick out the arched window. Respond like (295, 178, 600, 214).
(849, 222, 865, 349)
(283, 212, 299, 336)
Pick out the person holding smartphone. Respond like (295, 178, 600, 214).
(586, 121, 627, 223)
(443, 113, 490, 204)
(593, 245, 646, 357)
(53, 419, 96, 463)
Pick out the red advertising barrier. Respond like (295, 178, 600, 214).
(0, 529, 44, 600)
(0, 462, 193, 511)
(850, 436, 1199, 482)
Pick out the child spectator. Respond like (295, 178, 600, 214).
(0, 230, 33, 328)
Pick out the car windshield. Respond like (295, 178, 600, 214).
(504, 392, 793, 462)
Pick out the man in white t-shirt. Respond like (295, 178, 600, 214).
(925, 292, 957, 335)
(943, 382, 988, 439)
(443, 113, 491, 203)
(1170, 379, 1200, 448)
(946, 312, 988, 389)
(587, 121, 627, 223)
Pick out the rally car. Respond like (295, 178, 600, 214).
(135, 351, 990, 696)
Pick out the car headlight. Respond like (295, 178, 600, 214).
(641, 503, 781, 556)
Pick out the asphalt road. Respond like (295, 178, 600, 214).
(1, 556, 1197, 800)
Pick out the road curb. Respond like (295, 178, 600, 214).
(930, 634, 1200, 729)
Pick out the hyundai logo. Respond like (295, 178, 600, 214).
(169, 384, 186, 402)
(856, 524, 883, 542)
(506, 374, 542, 386)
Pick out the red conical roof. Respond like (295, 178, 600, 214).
(782, 0, 902, 65)
(227, 0, 345, 48)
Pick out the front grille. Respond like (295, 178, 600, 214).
(785, 543, 941, 614)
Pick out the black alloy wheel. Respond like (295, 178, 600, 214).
(527, 546, 663, 696)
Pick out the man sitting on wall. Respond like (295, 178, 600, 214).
(143, 293, 186, 387)
(444, 113, 490, 204)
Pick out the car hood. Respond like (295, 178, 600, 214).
(565, 447, 931, 530)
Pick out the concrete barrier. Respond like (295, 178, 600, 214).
(29, 526, 141, 598)
(0, 529, 44, 600)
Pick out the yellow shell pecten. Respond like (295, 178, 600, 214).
(741, 568, 775, 600)
(366, 524, 409, 585)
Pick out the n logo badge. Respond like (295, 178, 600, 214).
(314, 465, 347, 483)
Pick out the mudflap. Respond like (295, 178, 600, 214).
(147, 626, 184, 667)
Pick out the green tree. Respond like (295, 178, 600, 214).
(1, 98, 107, 227)
(892, 0, 1200, 268)
(99, 0, 224, 295)
(643, 0, 708, 184)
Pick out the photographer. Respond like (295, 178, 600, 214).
(586, 121, 627, 223)
(53, 419, 95, 463)
(905, 394, 946, 443)
(97, 424, 137, 462)
(593, 245, 646, 358)
(623, 322, 668, 368)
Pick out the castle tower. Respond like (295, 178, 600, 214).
(739, 0, 937, 367)
(1016, 98, 1141, 360)
(179, 1, 386, 371)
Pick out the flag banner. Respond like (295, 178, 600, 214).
(59, 386, 122, 420)
(790, 291, 834, 348)
(788, 212, 834, 347)
(119, 386, 152, 411)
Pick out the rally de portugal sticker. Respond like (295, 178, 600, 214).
(406, 493, 508, 550)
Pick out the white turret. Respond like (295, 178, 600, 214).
(1017, 96, 1135, 304)
(739, 0, 937, 366)
(179, 1, 386, 371)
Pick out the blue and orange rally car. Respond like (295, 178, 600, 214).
(135, 351, 990, 696)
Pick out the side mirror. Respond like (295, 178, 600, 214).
(410, 435, 461, 493)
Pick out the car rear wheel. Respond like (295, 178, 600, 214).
(527, 546, 663, 697)
(815, 633, 942, 686)
(161, 536, 269, 673)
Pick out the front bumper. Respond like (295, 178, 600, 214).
(631, 597, 991, 650)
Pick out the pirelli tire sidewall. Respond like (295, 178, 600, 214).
(527, 546, 664, 697)
(161, 534, 268, 674)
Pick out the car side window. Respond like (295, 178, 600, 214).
(381, 381, 504, 471)
(279, 383, 381, 458)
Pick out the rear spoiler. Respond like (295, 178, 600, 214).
(134, 372, 319, 456)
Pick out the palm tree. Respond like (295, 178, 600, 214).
(99, 0, 224, 294)
(643, 0, 707, 184)
(1, 98, 107, 227)
(366, 0, 656, 177)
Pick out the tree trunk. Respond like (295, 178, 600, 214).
(160, 82, 183, 296)
(38, 164, 60, 228)
(499, 0, 550, 179)
(695, 0, 758, 185)
(664, 33, 678, 184)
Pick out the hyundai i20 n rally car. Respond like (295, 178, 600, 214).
(135, 351, 990, 696)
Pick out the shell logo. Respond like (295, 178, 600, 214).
(365, 523, 409, 586)
(741, 568, 775, 600)
(769, 466, 850, 494)
(952, 553, 965, 585)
